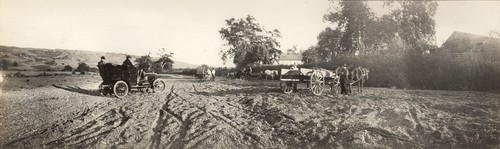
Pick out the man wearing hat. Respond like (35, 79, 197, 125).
(98, 56, 106, 66)
(123, 55, 134, 69)
(339, 64, 350, 95)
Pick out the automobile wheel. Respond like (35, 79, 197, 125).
(152, 79, 166, 93)
(113, 81, 129, 98)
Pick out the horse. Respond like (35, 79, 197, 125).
(262, 70, 278, 80)
(227, 72, 237, 79)
(349, 66, 370, 93)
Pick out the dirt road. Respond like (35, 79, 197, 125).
(1, 75, 500, 148)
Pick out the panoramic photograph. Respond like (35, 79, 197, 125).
(1, 0, 499, 148)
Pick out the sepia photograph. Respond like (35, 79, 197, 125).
(0, 0, 499, 148)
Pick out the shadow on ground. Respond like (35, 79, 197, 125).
(52, 84, 101, 96)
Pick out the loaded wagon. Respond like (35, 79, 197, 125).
(98, 63, 166, 98)
(279, 67, 340, 95)
(195, 66, 212, 81)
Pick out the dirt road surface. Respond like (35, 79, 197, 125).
(1, 75, 500, 148)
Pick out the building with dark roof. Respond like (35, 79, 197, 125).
(441, 31, 500, 59)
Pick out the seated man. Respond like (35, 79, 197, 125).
(123, 55, 134, 70)
(98, 56, 106, 66)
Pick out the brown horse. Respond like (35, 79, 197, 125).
(350, 66, 370, 93)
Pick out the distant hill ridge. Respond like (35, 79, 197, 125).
(0, 45, 198, 70)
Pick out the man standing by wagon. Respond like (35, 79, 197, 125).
(339, 64, 350, 95)
(211, 68, 216, 81)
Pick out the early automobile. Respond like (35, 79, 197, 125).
(98, 63, 166, 98)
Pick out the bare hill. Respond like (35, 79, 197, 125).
(0, 45, 197, 70)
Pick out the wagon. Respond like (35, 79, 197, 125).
(98, 63, 166, 98)
(279, 67, 340, 95)
(195, 66, 212, 81)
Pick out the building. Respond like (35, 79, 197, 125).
(278, 54, 302, 65)
(440, 31, 500, 59)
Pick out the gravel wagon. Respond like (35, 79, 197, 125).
(98, 63, 166, 98)
(279, 68, 340, 95)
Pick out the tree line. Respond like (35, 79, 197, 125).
(218, 0, 438, 67)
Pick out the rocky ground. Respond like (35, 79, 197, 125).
(1, 74, 500, 148)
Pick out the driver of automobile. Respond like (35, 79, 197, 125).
(123, 55, 134, 70)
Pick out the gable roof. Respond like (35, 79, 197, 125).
(443, 31, 500, 48)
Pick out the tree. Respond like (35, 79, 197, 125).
(75, 62, 90, 73)
(302, 46, 321, 64)
(386, 0, 438, 53)
(489, 30, 500, 39)
(12, 61, 19, 67)
(135, 54, 153, 71)
(136, 49, 175, 73)
(316, 27, 344, 61)
(219, 15, 282, 68)
(154, 48, 175, 72)
(62, 65, 73, 71)
(324, 0, 375, 55)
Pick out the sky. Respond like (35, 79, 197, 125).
(1, 0, 499, 67)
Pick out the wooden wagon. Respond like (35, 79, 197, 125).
(279, 67, 340, 95)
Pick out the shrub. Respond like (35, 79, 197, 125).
(13, 71, 24, 77)
(62, 65, 73, 71)
(75, 62, 90, 73)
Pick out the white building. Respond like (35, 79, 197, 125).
(278, 54, 302, 65)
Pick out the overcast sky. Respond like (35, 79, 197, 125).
(1, 0, 499, 66)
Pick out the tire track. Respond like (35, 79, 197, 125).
(46, 107, 130, 148)
(3, 98, 130, 148)
(151, 83, 267, 148)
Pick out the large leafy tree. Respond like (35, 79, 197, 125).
(324, 0, 374, 55)
(219, 15, 282, 68)
(316, 27, 343, 61)
(386, 0, 438, 53)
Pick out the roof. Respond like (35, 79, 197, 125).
(279, 54, 302, 61)
(443, 31, 500, 48)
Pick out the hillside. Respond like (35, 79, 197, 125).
(0, 45, 197, 70)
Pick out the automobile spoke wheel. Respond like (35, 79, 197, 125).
(153, 79, 166, 93)
(113, 81, 129, 98)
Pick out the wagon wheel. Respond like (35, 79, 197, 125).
(99, 82, 108, 96)
(152, 79, 166, 93)
(310, 71, 324, 95)
(280, 81, 294, 94)
(113, 80, 129, 98)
